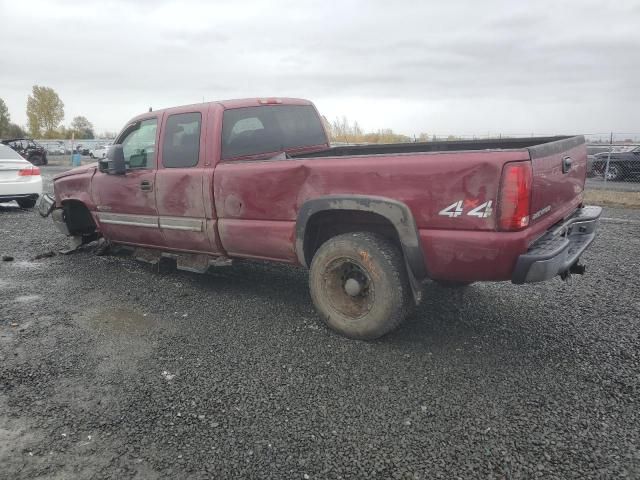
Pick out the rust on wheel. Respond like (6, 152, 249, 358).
(321, 257, 375, 320)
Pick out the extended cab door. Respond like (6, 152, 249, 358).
(155, 106, 221, 254)
(91, 117, 165, 247)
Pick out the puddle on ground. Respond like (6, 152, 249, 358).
(89, 307, 155, 334)
(14, 295, 41, 304)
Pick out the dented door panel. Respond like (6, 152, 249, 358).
(155, 104, 221, 254)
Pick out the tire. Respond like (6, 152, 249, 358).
(309, 232, 412, 340)
(605, 164, 623, 181)
(434, 280, 473, 288)
(17, 197, 37, 209)
(90, 153, 94, 159)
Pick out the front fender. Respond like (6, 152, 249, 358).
(53, 167, 97, 210)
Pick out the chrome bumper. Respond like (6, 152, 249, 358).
(512, 206, 602, 284)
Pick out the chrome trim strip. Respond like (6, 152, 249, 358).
(159, 217, 204, 232)
(97, 213, 159, 228)
(96, 213, 204, 232)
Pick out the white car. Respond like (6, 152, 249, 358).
(90, 144, 111, 159)
(0, 143, 43, 209)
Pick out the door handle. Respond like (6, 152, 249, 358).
(140, 180, 153, 191)
(562, 156, 573, 174)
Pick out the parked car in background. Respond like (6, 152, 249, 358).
(74, 144, 91, 156)
(42, 141, 65, 155)
(591, 145, 640, 181)
(1, 138, 48, 165)
(90, 144, 111, 159)
(39, 97, 601, 340)
(0, 143, 42, 208)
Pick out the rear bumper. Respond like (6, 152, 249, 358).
(0, 193, 39, 202)
(0, 176, 42, 198)
(511, 205, 602, 284)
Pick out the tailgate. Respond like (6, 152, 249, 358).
(528, 136, 586, 227)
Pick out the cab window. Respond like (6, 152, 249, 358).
(221, 105, 327, 160)
(121, 118, 158, 169)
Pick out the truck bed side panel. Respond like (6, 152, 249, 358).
(214, 150, 529, 265)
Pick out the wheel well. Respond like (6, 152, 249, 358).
(303, 210, 402, 267)
(62, 200, 96, 235)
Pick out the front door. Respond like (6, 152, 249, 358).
(91, 117, 165, 247)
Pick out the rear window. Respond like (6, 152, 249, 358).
(0, 143, 26, 160)
(221, 105, 326, 160)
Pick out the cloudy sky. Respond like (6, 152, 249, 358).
(1, 0, 639, 137)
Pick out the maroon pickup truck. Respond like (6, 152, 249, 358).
(39, 98, 601, 339)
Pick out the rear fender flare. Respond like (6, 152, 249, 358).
(295, 195, 426, 279)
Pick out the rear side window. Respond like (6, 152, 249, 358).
(162, 112, 202, 168)
(221, 105, 326, 160)
(0, 143, 25, 160)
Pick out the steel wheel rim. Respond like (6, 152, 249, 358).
(321, 257, 374, 320)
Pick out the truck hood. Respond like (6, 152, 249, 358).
(53, 163, 98, 180)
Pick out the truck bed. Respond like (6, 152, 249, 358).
(293, 136, 575, 158)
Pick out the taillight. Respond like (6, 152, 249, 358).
(18, 166, 41, 176)
(498, 161, 532, 231)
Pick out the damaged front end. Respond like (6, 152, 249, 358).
(37, 194, 100, 253)
(38, 194, 70, 236)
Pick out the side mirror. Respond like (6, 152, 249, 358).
(107, 145, 126, 175)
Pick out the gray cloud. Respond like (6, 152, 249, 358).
(0, 0, 638, 135)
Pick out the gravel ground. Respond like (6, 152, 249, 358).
(1, 166, 639, 479)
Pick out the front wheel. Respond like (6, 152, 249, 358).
(309, 232, 413, 340)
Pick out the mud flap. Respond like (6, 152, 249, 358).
(405, 259, 423, 305)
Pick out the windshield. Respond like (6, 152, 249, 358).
(0, 143, 26, 161)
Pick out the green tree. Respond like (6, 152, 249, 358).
(26, 85, 64, 138)
(70, 116, 95, 139)
(0, 98, 10, 136)
(6, 123, 26, 138)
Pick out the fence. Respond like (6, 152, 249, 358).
(35, 138, 114, 157)
(34, 132, 639, 207)
(583, 134, 640, 208)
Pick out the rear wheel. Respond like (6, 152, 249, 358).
(309, 232, 412, 340)
(605, 164, 623, 181)
(17, 197, 37, 209)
